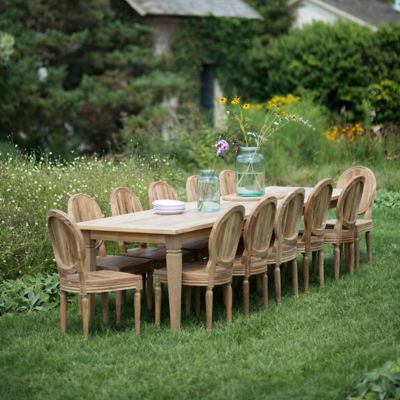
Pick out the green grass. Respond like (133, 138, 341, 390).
(1, 208, 399, 400)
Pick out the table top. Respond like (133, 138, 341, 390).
(77, 186, 341, 236)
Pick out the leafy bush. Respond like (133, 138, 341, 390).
(0, 273, 59, 315)
(0, 147, 185, 280)
(262, 22, 400, 123)
(347, 359, 400, 400)
(374, 191, 400, 209)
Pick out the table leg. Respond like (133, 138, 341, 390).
(166, 236, 183, 332)
(83, 231, 96, 320)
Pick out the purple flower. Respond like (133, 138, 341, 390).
(215, 139, 229, 158)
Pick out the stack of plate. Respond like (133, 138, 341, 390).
(153, 199, 186, 215)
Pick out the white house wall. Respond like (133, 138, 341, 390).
(293, 1, 338, 28)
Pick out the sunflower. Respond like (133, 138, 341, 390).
(243, 103, 251, 110)
(218, 97, 227, 105)
(231, 96, 241, 105)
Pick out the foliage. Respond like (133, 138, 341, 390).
(0, 0, 182, 154)
(374, 191, 400, 209)
(0, 146, 185, 280)
(347, 360, 400, 400)
(262, 22, 400, 123)
(0, 273, 59, 315)
(0, 31, 14, 65)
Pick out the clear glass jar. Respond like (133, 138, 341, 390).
(236, 146, 265, 197)
(197, 169, 220, 212)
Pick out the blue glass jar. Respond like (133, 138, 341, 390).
(236, 147, 265, 197)
(197, 169, 220, 212)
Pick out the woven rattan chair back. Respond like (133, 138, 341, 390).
(68, 193, 107, 256)
(186, 175, 199, 202)
(337, 166, 376, 218)
(219, 169, 236, 196)
(111, 187, 143, 216)
(206, 205, 245, 285)
(302, 178, 334, 244)
(243, 196, 277, 260)
(336, 175, 365, 231)
(148, 181, 179, 208)
(47, 209, 85, 279)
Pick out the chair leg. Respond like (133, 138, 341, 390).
(146, 271, 153, 311)
(81, 294, 89, 340)
(101, 293, 109, 325)
(155, 282, 162, 327)
(205, 287, 213, 332)
(60, 290, 67, 334)
(195, 287, 201, 317)
(243, 276, 250, 317)
(115, 291, 122, 325)
(318, 249, 324, 288)
(184, 286, 192, 317)
(334, 244, 340, 280)
(348, 241, 355, 276)
(366, 231, 372, 262)
(355, 235, 360, 273)
(134, 289, 141, 336)
(225, 284, 232, 324)
(262, 272, 268, 309)
(303, 252, 310, 294)
(291, 258, 299, 297)
(274, 263, 282, 305)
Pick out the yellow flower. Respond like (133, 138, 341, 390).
(218, 97, 227, 105)
(243, 103, 250, 110)
(231, 96, 241, 105)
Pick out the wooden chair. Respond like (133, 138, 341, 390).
(47, 210, 142, 339)
(327, 166, 376, 270)
(186, 175, 199, 202)
(266, 188, 305, 305)
(232, 196, 277, 316)
(154, 205, 244, 331)
(297, 178, 333, 293)
(219, 169, 236, 196)
(68, 193, 153, 315)
(148, 180, 208, 260)
(324, 175, 365, 279)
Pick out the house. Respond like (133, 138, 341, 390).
(123, 0, 262, 133)
(291, 0, 400, 30)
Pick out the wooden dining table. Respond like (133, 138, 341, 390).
(77, 186, 341, 332)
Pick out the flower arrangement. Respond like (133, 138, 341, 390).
(214, 95, 312, 158)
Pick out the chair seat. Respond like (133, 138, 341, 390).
(324, 228, 354, 244)
(96, 255, 153, 274)
(232, 256, 268, 276)
(297, 235, 324, 253)
(155, 261, 232, 286)
(326, 218, 372, 233)
(265, 243, 297, 264)
(61, 270, 143, 293)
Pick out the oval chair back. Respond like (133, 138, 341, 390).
(337, 166, 376, 218)
(206, 205, 245, 286)
(336, 175, 365, 233)
(186, 175, 199, 202)
(275, 188, 305, 257)
(243, 195, 277, 263)
(47, 209, 85, 281)
(111, 187, 143, 216)
(148, 181, 179, 208)
(302, 178, 333, 247)
(68, 193, 107, 257)
(219, 169, 236, 196)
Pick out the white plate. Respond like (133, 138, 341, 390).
(153, 199, 185, 208)
(154, 209, 186, 215)
(154, 206, 186, 211)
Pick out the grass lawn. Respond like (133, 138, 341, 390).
(0, 208, 399, 400)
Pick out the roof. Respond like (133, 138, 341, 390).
(303, 0, 400, 27)
(124, 0, 263, 19)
